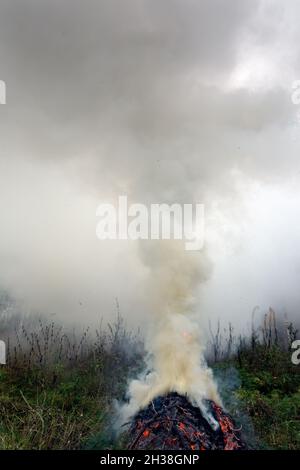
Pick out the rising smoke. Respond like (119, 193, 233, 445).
(120, 240, 221, 424)
(0, 0, 300, 336)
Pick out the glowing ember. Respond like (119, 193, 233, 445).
(127, 392, 247, 450)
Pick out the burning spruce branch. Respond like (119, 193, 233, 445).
(127, 392, 247, 450)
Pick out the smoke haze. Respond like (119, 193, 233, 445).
(0, 0, 300, 335)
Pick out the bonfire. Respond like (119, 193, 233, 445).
(127, 392, 247, 450)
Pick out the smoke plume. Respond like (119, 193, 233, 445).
(120, 241, 220, 424)
(0, 1, 300, 334)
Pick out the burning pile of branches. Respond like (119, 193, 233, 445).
(127, 392, 247, 450)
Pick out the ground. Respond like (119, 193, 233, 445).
(0, 316, 299, 449)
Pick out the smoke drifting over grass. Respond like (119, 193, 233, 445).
(0, 0, 300, 333)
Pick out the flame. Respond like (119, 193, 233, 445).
(212, 403, 242, 450)
(130, 400, 245, 450)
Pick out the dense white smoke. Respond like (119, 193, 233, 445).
(1, 2, 300, 425)
(120, 241, 220, 424)
(0, 0, 300, 334)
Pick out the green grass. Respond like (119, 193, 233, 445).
(0, 312, 299, 450)
(212, 344, 300, 450)
(0, 364, 110, 449)
(0, 315, 144, 450)
(235, 348, 300, 450)
(237, 387, 300, 449)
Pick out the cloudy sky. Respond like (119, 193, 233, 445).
(0, 0, 300, 330)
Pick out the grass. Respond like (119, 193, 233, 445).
(235, 347, 300, 450)
(0, 300, 299, 450)
(210, 310, 300, 450)
(0, 366, 108, 449)
(0, 310, 145, 450)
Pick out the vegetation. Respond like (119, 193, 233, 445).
(0, 297, 299, 449)
(0, 307, 144, 450)
(210, 308, 300, 450)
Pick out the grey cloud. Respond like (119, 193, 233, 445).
(0, 1, 299, 329)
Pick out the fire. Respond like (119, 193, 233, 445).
(127, 393, 247, 450)
(212, 403, 243, 451)
(181, 330, 193, 341)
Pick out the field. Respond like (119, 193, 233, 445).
(0, 302, 299, 450)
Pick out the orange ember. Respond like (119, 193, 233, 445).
(127, 393, 247, 450)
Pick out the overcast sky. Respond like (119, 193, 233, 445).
(0, 0, 300, 331)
